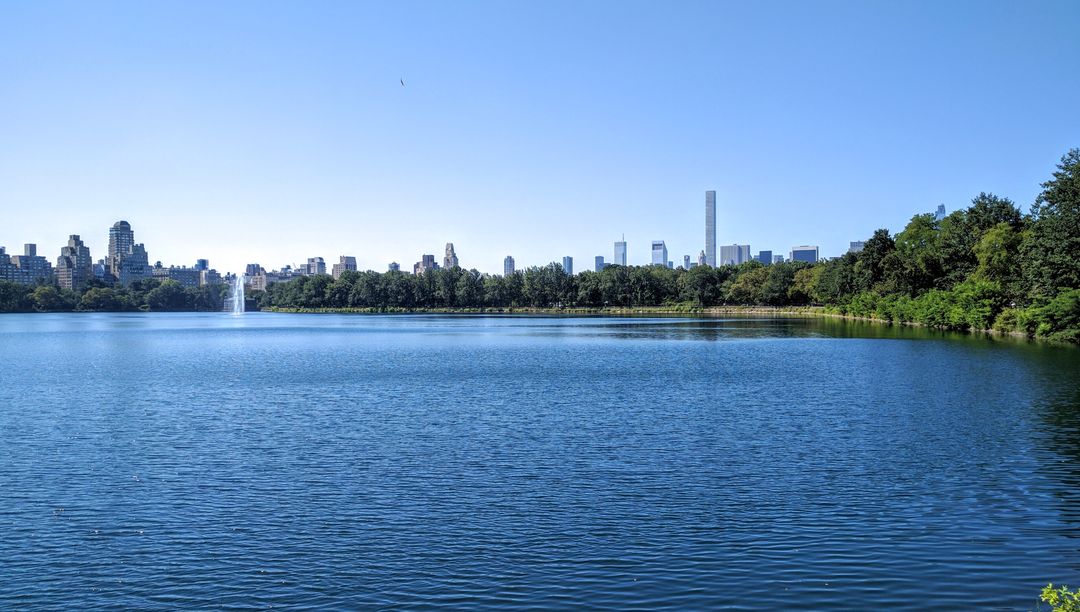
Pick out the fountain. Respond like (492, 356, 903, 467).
(228, 275, 245, 314)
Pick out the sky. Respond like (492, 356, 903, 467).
(1, 0, 1079, 275)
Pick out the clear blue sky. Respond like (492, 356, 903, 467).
(2, 1, 1078, 275)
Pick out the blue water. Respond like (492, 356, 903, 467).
(1, 313, 1078, 609)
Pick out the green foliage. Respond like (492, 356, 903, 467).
(1042, 584, 1080, 612)
(2, 149, 1078, 344)
(1023, 149, 1080, 299)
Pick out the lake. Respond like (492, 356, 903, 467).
(0, 312, 1078, 609)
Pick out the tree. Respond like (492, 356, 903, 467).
(1023, 148, 1080, 298)
(973, 222, 1022, 298)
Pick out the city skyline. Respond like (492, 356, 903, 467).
(2, 2, 1078, 275)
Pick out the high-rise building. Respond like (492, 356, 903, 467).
(697, 250, 706, 266)
(849, 241, 865, 253)
(332, 256, 357, 280)
(0, 247, 17, 283)
(934, 204, 946, 222)
(719, 244, 751, 266)
(614, 237, 627, 266)
(683, 255, 691, 269)
(705, 190, 716, 267)
(651, 241, 668, 266)
(758, 250, 773, 266)
(504, 256, 515, 276)
(56, 235, 92, 291)
(106, 221, 151, 285)
(561, 256, 573, 276)
(414, 254, 437, 275)
(195, 259, 209, 271)
(443, 243, 459, 269)
(388, 262, 401, 272)
(773, 254, 784, 264)
(594, 256, 605, 272)
(107, 221, 134, 280)
(11, 244, 53, 285)
(790, 246, 819, 263)
(119, 244, 151, 285)
(307, 257, 326, 275)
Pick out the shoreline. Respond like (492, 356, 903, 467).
(261, 305, 1048, 343)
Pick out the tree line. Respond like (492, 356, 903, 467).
(258, 149, 1080, 342)
(2, 149, 1077, 341)
(0, 278, 228, 313)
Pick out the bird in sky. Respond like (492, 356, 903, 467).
(400, 78, 405, 87)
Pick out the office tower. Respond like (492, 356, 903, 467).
(758, 250, 773, 266)
(245, 264, 263, 278)
(195, 259, 209, 271)
(683, 255, 691, 269)
(667, 260, 673, 269)
(651, 241, 667, 266)
(332, 256, 357, 280)
(503, 256, 515, 276)
(562, 256, 573, 276)
(614, 237, 627, 266)
(773, 254, 784, 264)
(849, 241, 865, 253)
(443, 243, 459, 269)
(705, 190, 716, 267)
(790, 246, 819, 263)
(388, 262, 401, 272)
(594, 256, 605, 272)
(56, 235, 92, 291)
(934, 204, 946, 222)
(306, 257, 326, 275)
(697, 250, 706, 266)
(719, 244, 751, 266)
(414, 254, 437, 275)
(11, 244, 54, 284)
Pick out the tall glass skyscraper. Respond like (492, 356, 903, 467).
(651, 241, 667, 266)
(614, 238, 627, 266)
(705, 190, 716, 267)
(503, 255, 515, 276)
(561, 256, 573, 276)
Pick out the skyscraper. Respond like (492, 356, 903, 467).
(388, 262, 401, 272)
(594, 256, 605, 272)
(758, 250, 772, 266)
(849, 241, 865, 253)
(705, 190, 716, 267)
(790, 246, 819, 263)
(56, 235, 92, 291)
(719, 244, 751, 266)
(651, 241, 667, 266)
(414, 254, 437, 275)
(307, 257, 326, 275)
(614, 237, 627, 266)
(503, 255, 515, 276)
(107, 220, 134, 279)
(934, 204, 946, 221)
(443, 243, 459, 269)
(697, 250, 706, 266)
(683, 255, 691, 269)
(332, 256, 357, 280)
(562, 256, 573, 276)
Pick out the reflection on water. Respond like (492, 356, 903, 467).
(0, 312, 1077, 610)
